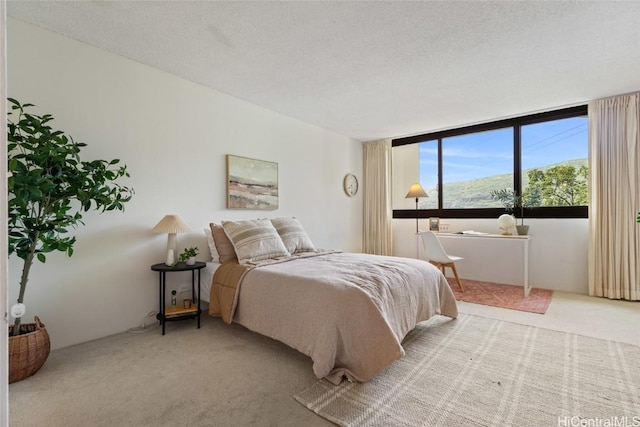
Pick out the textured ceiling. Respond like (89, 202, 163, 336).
(7, 1, 640, 141)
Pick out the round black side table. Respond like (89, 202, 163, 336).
(151, 262, 206, 335)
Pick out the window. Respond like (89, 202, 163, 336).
(392, 105, 588, 219)
(442, 128, 513, 209)
(521, 117, 588, 208)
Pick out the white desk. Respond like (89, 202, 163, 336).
(435, 233, 532, 297)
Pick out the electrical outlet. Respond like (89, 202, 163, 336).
(439, 224, 449, 232)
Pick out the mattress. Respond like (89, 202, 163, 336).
(198, 262, 218, 303)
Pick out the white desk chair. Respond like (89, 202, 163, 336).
(420, 231, 464, 292)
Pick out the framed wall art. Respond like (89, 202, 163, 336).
(429, 217, 440, 232)
(226, 155, 278, 210)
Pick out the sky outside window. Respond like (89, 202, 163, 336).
(441, 128, 513, 183)
(522, 117, 588, 170)
(441, 128, 513, 208)
(417, 119, 587, 184)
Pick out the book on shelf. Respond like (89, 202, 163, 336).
(164, 305, 197, 317)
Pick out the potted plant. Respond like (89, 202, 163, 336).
(513, 193, 533, 235)
(7, 98, 134, 382)
(490, 189, 531, 235)
(178, 246, 199, 265)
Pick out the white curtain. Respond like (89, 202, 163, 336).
(588, 92, 640, 300)
(363, 139, 393, 255)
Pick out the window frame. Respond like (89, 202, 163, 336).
(392, 105, 589, 220)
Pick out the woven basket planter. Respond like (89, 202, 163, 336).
(9, 316, 51, 383)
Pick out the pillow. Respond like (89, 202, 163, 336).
(204, 227, 219, 262)
(221, 219, 290, 264)
(270, 217, 316, 254)
(209, 223, 238, 263)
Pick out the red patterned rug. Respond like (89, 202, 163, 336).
(446, 277, 553, 314)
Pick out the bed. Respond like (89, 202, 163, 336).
(203, 218, 458, 385)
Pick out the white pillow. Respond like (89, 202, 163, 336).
(204, 227, 219, 262)
(221, 219, 290, 264)
(270, 217, 316, 254)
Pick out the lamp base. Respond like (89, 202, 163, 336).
(165, 249, 175, 266)
(165, 233, 177, 265)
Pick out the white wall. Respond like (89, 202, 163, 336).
(1, 4, 10, 425)
(393, 218, 589, 294)
(6, 19, 363, 350)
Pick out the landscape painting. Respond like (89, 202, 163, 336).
(227, 155, 278, 210)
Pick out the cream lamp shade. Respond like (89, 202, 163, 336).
(405, 183, 428, 234)
(405, 183, 428, 199)
(152, 215, 192, 265)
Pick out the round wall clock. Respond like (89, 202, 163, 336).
(343, 173, 359, 197)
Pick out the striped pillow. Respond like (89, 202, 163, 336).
(221, 219, 290, 264)
(270, 217, 316, 254)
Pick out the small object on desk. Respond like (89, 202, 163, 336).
(498, 214, 517, 235)
(183, 298, 192, 309)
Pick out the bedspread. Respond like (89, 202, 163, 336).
(210, 252, 458, 384)
(208, 261, 252, 323)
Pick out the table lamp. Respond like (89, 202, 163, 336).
(152, 214, 192, 265)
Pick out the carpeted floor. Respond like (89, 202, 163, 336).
(9, 315, 330, 427)
(447, 277, 553, 314)
(295, 313, 640, 427)
(9, 294, 639, 427)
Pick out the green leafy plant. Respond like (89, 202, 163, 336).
(490, 188, 533, 226)
(525, 165, 588, 206)
(7, 98, 134, 335)
(178, 246, 199, 262)
(490, 188, 516, 213)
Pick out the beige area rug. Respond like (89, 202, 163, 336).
(295, 314, 640, 427)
